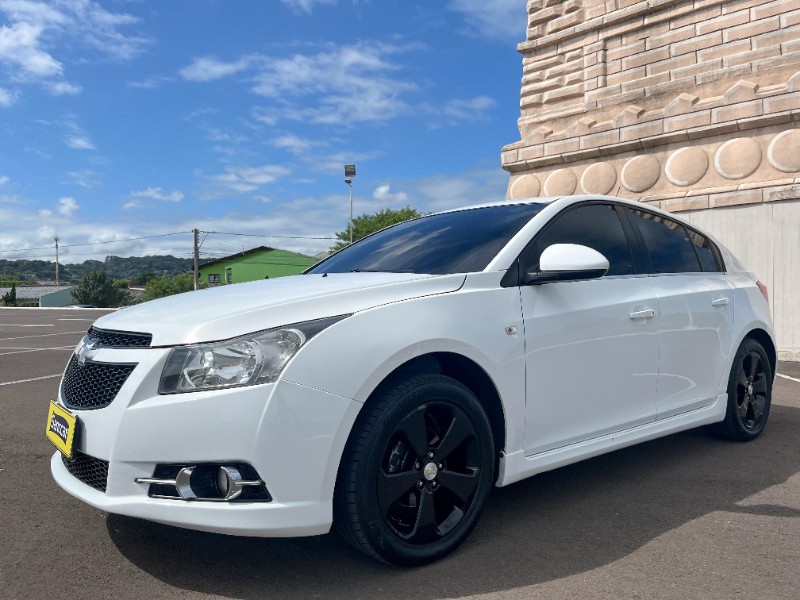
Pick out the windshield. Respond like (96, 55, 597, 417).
(308, 203, 546, 275)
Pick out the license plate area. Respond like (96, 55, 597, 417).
(46, 401, 78, 459)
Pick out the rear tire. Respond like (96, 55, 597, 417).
(335, 374, 495, 566)
(708, 338, 772, 441)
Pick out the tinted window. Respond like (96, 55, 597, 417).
(520, 203, 634, 276)
(626, 209, 701, 273)
(686, 229, 721, 272)
(308, 204, 546, 275)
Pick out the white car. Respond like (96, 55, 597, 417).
(47, 195, 775, 566)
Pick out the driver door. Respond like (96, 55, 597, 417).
(517, 202, 660, 455)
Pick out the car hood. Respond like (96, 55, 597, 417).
(93, 272, 467, 346)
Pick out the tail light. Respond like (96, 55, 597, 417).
(756, 280, 769, 303)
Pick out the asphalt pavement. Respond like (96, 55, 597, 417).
(0, 307, 798, 599)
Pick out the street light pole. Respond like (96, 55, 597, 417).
(344, 164, 356, 245)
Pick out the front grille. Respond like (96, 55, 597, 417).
(62, 450, 109, 493)
(61, 355, 137, 410)
(87, 326, 152, 348)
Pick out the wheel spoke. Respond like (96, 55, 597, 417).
(745, 354, 757, 379)
(409, 489, 437, 543)
(751, 399, 764, 423)
(435, 412, 473, 461)
(438, 469, 479, 504)
(396, 407, 429, 458)
(737, 368, 748, 389)
(377, 470, 421, 515)
(753, 374, 768, 394)
(738, 397, 749, 420)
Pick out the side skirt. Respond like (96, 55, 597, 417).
(495, 393, 728, 487)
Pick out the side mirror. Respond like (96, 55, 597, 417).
(525, 243, 610, 285)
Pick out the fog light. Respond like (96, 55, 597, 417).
(136, 463, 271, 502)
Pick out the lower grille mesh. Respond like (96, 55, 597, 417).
(62, 450, 109, 493)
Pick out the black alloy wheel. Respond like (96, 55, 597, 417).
(335, 373, 495, 566)
(709, 338, 772, 441)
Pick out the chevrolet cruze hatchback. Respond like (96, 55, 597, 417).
(47, 195, 775, 565)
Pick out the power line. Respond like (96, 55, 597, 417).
(0, 231, 190, 254)
(202, 230, 336, 240)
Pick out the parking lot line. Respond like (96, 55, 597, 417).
(0, 374, 62, 387)
(0, 323, 54, 327)
(0, 346, 74, 357)
(776, 373, 800, 384)
(0, 330, 85, 342)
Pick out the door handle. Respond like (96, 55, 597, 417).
(711, 297, 730, 306)
(629, 308, 655, 319)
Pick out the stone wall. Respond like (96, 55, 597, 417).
(502, 0, 800, 356)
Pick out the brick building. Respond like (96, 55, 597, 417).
(502, 0, 800, 359)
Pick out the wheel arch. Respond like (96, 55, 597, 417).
(337, 352, 506, 485)
(744, 328, 777, 378)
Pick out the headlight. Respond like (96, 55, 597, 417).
(158, 315, 349, 394)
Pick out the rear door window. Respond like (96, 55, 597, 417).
(625, 209, 701, 274)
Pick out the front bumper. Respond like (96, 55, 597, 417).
(50, 346, 361, 537)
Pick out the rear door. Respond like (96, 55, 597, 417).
(623, 208, 735, 419)
(516, 202, 660, 455)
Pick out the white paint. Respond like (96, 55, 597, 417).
(0, 346, 74, 357)
(776, 373, 800, 384)
(58, 318, 95, 322)
(0, 374, 61, 387)
(0, 323, 53, 327)
(0, 331, 85, 342)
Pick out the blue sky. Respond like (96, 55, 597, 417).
(0, 0, 526, 264)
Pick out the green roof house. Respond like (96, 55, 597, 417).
(199, 246, 317, 286)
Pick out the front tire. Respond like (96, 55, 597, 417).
(335, 374, 495, 566)
(709, 338, 772, 441)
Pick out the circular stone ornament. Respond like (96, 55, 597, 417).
(715, 138, 762, 180)
(620, 155, 660, 193)
(580, 163, 617, 194)
(665, 147, 709, 186)
(543, 169, 577, 196)
(767, 130, 800, 173)
(508, 174, 541, 199)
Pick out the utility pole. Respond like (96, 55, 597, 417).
(54, 235, 60, 286)
(193, 228, 200, 291)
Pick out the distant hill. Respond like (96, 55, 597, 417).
(0, 255, 194, 285)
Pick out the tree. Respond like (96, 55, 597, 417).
(1, 283, 17, 306)
(71, 271, 130, 307)
(139, 273, 197, 303)
(329, 206, 422, 253)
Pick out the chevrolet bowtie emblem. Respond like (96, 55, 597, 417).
(77, 337, 99, 367)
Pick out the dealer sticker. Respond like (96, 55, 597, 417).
(45, 401, 77, 459)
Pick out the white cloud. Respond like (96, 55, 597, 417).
(442, 96, 495, 120)
(65, 135, 95, 150)
(122, 201, 141, 210)
(131, 187, 184, 202)
(446, 0, 526, 41)
(48, 80, 81, 95)
(38, 208, 52, 217)
(0, 0, 148, 98)
(373, 184, 408, 203)
(58, 196, 78, 216)
(210, 164, 291, 194)
(179, 56, 250, 82)
(66, 169, 100, 189)
(280, 0, 338, 14)
(251, 43, 416, 125)
(0, 175, 9, 185)
(271, 133, 323, 156)
(36, 224, 55, 239)
(0, 86, 15, 106)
